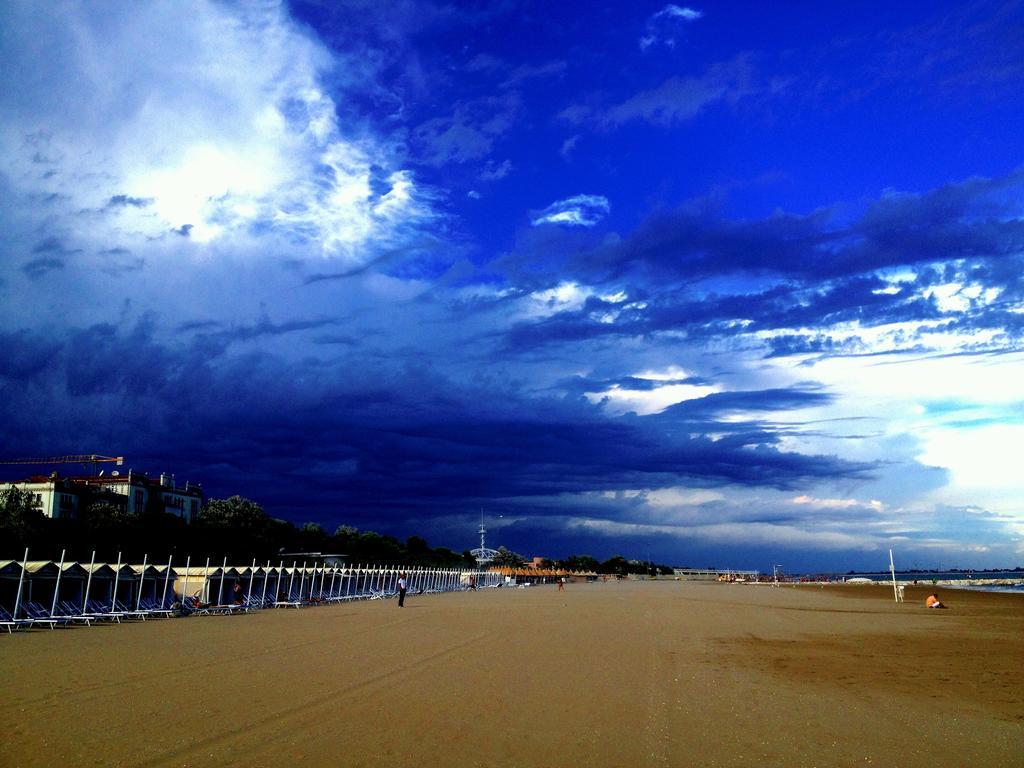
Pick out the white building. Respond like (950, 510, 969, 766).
(0, 470, 204, 522)
(0, 476, 81, 518)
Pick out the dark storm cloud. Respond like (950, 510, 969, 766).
(0, 320, 871, 527)
(22, 257, 65, 279)
(655, 387, 833, 420)
(23, 236, 82, 279)
(497, 170, 1024, 355)
(568, 171, 1024, 283)
(557, 373, 714, 394)
(0, 330, 62, 379)
(65, 320, 174, 396)
(105, 194, 154, 209)
(202, 317, 342, 344)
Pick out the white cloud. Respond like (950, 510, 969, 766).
(531, 194, 610, 227)
(793, 495, 884, 511)
(0, 2, 433, 263)
(583, 365, 721, 415)
(919, 424, 1024, 493)
(640, 5, 703, 50)
(523, 282, 594, 318)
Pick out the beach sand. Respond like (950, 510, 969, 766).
(1, 581, 1021, 767)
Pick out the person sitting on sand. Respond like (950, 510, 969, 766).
(925, 593, 948, 609)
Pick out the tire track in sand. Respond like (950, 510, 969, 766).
(642, 605, 671, 767)
(138, 627, 500, 768)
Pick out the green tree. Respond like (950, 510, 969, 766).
(82, 502, 131, 528)
(599, 555, 631, 575)
(199, 496, 269, 530)
(490, 546, 525, 568)
(560, 554, 600, 572)
(0, 487, 45, 537)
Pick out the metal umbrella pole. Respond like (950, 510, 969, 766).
(287, 561, 297, 602)
(217, 556, 227, 606)
(82, 550, 95, 614)
(247, 558, 257, 607)
(180, 556, 191, 609)
(111, 551, 122, 612)
(136, 554, 148, 612)
(261, 559, 272, 606)
(50, 548, 65, 618)
(12, 548, 29, 620)
(161, 555, 173, 609)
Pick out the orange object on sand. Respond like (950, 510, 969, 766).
(926, 594, 946, 608)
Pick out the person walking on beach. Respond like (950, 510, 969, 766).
(557, 577, 565, 591)
(398, 572, 407, 608)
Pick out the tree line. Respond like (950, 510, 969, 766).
(0, 488, 675, 574)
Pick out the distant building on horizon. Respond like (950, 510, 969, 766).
(0, 470, 204, 523)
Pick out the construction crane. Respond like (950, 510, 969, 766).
(0, 454, 124, 476)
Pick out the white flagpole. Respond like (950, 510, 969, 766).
(889, 549, 900, 602)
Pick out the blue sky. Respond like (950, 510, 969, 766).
(1, 0, 1022, 571)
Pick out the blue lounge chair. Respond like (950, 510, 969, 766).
(5, 603, 56, 630)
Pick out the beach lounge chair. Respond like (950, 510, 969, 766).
(61, 600, 112, 624)
(25, 601, 81, 628)
(52, 602, 94, 626)
(273, 591, 302, 608)
(183, 596, 212, 616)
(85, 600, 125, 623)
(139, 598, 174, 618)
(209, 602, 243, 615)
(9, 603, 57, 630)
(114, 600, 151, 620)
(243, 595, 264, 611)
(0, 606, 34, 632)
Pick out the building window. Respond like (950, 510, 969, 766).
(60, 493, 74, 509)
(134, 489, 144, 509)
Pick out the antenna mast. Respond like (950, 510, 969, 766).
(470, 509, 499, 564)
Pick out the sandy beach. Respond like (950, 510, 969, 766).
(1, 581, 1021, 767)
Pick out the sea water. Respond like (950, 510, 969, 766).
(844, 570, 1024, 594)
(947, 583, 1024, 594)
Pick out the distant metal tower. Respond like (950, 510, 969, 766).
(469, 511, 499, 564)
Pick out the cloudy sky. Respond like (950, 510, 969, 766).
(1, 0, 1022, 572)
